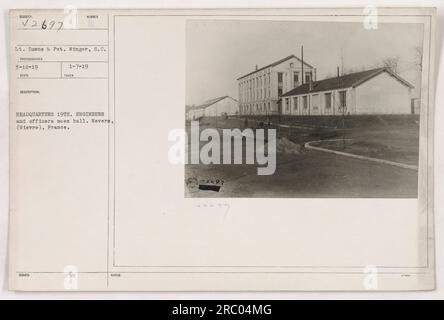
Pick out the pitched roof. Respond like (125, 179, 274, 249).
(237, 54, 314, 80)
(281, 67, 414, 97)
(186, 96, 236, 111)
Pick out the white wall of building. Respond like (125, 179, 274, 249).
(280, 72, 412, 116)
(238, 56, 315, 115)
(204, 97, 239, 117)
(186, 97, 238, 120)
(355, 72, 412, 114)
(272, 58, 315, 97)
(282, 88, 352, 116)
(186, 108, 205, 120)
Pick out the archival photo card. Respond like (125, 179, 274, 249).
(8, 7, 435, 291)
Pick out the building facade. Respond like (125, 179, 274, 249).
(186, 96, 238, 120)
(186, 107, 205, 120)
(280, 68, 414, 116)
(237, 55, 316, 116)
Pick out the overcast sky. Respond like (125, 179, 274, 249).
(186, 20, 424, 105)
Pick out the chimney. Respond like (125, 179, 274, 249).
(337, 66, 340, 78)
(255, 64, 258, 71)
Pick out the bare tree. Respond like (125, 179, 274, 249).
(381, 56, 400, 73)
(415, 46, 423, 70)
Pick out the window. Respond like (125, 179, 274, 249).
(305, 71, 312, 84)
(286, 98, 290, 112)
(324, 93, 332, 109)
(312, 94, 319, 112)
(339, 90, 347, 109)
(278, 72, 283, 97)
(293, 72, 299, 88)
(303, 96, 308, 110)
(293, 97, 298, 111)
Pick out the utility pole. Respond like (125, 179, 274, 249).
(215, 103, 218, 128)
(341, 47, 344, 76)
(337, 63, 346, 150)
(301, 45, 304, 84)
(341, 50, 348, 149)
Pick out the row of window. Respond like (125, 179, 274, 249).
(282, 91, 347, 114)
(283, 95, 308, 112)
(239, 70, 316, 103)
(240, 87, 272, 102)
(239, 72, 270, 89)
(239, 71, 271, 103)
(239, 102, 272, 114)
(240, 90, 347, 115)
(278, 71, 313, 97)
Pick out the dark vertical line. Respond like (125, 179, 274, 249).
(113, 15, 116, 267)
(301, 45, 304, 84)
(426, 15, 432, 268)
(106, 13, 110, 288)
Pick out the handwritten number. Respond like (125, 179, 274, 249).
(19, 18, 65, 31)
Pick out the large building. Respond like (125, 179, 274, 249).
(280, 67, 414, 115)
(186, 96, 238, 120)
(237, 55, 316, 115)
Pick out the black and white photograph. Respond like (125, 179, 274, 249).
(185, 19, 424, 198)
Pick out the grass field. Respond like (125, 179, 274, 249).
(240, 114, 419, 165)
(185, 115, 419, 198)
